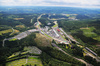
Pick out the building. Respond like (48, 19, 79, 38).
(57, 29, 60, 32)
(53, 29, 59, 37)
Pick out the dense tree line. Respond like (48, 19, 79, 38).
(58, 44, 83, 58)
(50, 14, 68, 19)
(84, 56, 100, 66)
(0, 33, 12, 47)
(42, 47, 85, 66)
(0, 25, 11, 31)
(58, 20, 88, 32)
(76, 14, 90, 19)
(42, 14, 49, 18)
(40, 52, 71, 66)
(39, 17, 50, 27)
(18, 15, 37, 27)
(0, 19, 21, 27)
(0, 14, 38, 27)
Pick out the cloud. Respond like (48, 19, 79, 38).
(0, 0, 44, 6)
(44, 0, 100, 6)
(0, 0, 100, 8)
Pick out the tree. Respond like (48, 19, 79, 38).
(52, 40, 56, 44)
(34, 64, 37, 66)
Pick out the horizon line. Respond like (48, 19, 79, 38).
(0, 5, 100, 9)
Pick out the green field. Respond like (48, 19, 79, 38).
(6, 59, 26, 66)
(81, 27, 96, 37)
(9, 38, 17, 41)
(26, 57, 43, 66)
(6, 57, 43, 66)
(81, 27, 100, 41)
(0, 29, 12, 35)
(53, 24, 58, 27)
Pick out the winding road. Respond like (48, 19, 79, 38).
(37, 14, 93, 66)
(51, 43, 93, 66)
(10, 28, 14, 35)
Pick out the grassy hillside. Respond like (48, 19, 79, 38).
(35, 33, 52, 47)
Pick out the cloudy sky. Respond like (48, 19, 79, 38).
(0, 0, 100, 8)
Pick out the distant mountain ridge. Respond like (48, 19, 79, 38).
(0, 6, 100, 14)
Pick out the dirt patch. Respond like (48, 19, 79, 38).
(96, 44, 100, 47)
(80, 27, 90, 29)
(14, 18, 24, 20)
(16, 25, 25, 28)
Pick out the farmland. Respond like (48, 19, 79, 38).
(0, 29, 12, 35)
(6, 57, 43, 66)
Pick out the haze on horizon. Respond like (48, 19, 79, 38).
(0, 0, 100, 8)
